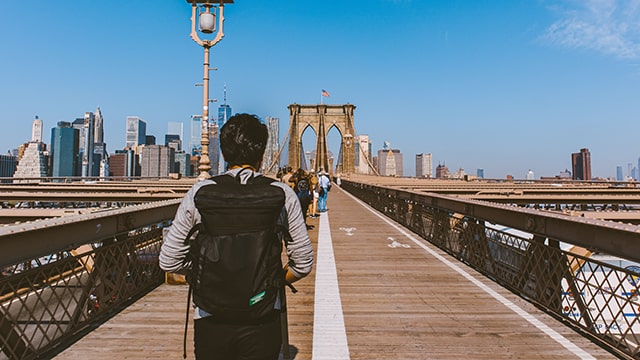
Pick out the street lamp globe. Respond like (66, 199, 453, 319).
(199, 5, 216, 33)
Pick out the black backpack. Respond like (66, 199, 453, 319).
(295, 176, 309, 193)
(185, 173, 288, 324)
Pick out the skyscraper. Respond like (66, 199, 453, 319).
(189, 116, 202, 156)
(216, 87, 232, 174)
(218, 84, 232, 131)
(571, 148, 592, 180)
(262, 116, 280, 173)
(93, 107, 107, 165)
(141, 145, 175, 178)
(13, 142, 48, 182)
(377, 145, 403, 177)
(526, 169, 535, 180)
(94, 107, 104, 144)
(436, 163, 450, 179)
(0, 154, 17, 181)
(208, 122, 220, 175)
(50, 121, 79, 178)
(415, 153, 432, 178)
(31, 116, 43, 142)
(14, 117, 48, 182)
(167, 121, 183, 141)
(616, 166, 623, 181)
(81, 112, 95, 177)
(126, 116, 147, 148)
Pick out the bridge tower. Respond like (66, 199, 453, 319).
(286, 103, 356, 174)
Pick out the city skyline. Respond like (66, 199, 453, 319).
(1, 1, 640, 178)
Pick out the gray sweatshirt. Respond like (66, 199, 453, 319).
(159, 168, 314, 281)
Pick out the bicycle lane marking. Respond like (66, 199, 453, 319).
(312, 211, 350, 360)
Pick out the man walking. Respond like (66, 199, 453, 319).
(159, 114, 314, 360)
(317, 170, 331, 212)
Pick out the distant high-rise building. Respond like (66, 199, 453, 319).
(190, 116, 202, 156)
(93, 107, 107, 168)
(31, 116, 43, 142)
(526, 169, 535, 180)
(436, 163, 450, 179)
(0, 154, 18, 181)
(355, 135, 372, 175)
(14, 142, 48, 182)
(50, 121, 79, 178)
(415, 153, 432, 178)
(109, 152, 127, 178)
(263, 117, 280, 173)
(141, 145, 175, 178)
(377, 147, 403, 177)
(218, 85, 232, 130)
(209, 122, 220, 176)
(453, 167, 466, 179)
(94, 107, 104, 144)
(216, 85, 232, 173)
(217, 119, 232, 174)
(81, 112, 96, 177)
(110, 149, 139, 177)
(167, 121, 183, 141)
(165, 134, 181, 152)
(14, 117, 49, 182)
(477, 168, 484, 179)
(559, 169, 571, 179)
(616, 166, 623, 181)
(174, 151, 191, 177)
(145, 135, 156, 146)
(571, 148, 592, 180)
(218, 105, 232, 132)
(126, 116, 147, 148)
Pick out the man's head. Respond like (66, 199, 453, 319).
(220, 113, 268, 169)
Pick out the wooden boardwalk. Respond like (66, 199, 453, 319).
(56, 185, 616, 359)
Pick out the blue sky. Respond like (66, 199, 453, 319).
(1, 0, 639, 179)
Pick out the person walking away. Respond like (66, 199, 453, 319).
(317, 170, 331, 212)
(290, 168, 313, 229)
(159, 114, 314, 360)
(309, 169, 319, 218)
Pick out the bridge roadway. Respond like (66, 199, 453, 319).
(55, 184, 616, 359)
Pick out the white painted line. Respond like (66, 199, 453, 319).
(343, 191, 596, 360)
(312, 212, 350, 360)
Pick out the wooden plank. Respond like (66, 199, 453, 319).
(56, 184, 617, 360)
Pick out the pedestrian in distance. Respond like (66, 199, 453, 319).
(317, 169, 331, 212)
(309, 169, 319, 218)
(290, 168, 313, 229)
(159, 113, 314, 360)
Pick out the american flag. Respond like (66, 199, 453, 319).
(321, 89, 330, 97)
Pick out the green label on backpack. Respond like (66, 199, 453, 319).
(249, 291, 266, 306)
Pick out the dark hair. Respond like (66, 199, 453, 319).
(220, 113, 268, 168)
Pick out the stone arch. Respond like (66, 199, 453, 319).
(287, 103, 356, 175)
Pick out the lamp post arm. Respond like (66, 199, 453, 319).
(189, 4, 205, 46)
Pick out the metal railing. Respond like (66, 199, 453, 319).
(0, 199, 180, 359)
(342, 180, 640, 359)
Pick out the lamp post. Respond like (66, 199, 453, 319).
(187, 0, 233, 179)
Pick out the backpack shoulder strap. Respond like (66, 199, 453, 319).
(184, 223, 202, 246)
